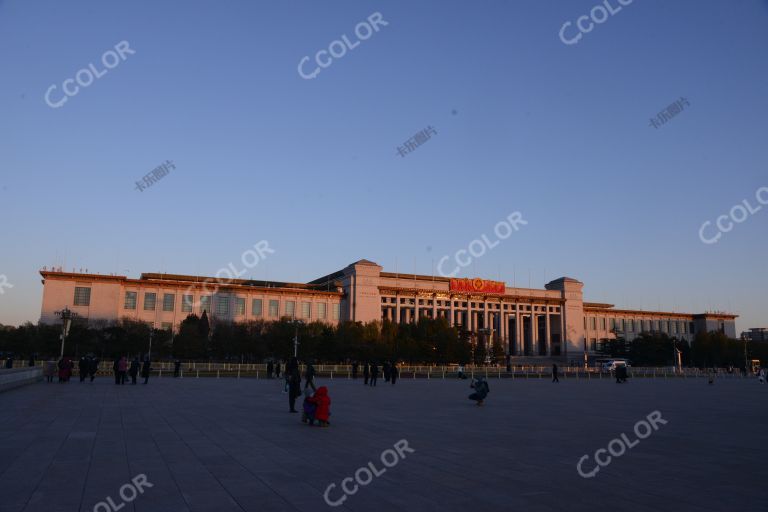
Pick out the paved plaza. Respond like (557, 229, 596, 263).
(0, 375, 766, 512)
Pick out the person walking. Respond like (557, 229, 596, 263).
(370, 362, 379, 387)
(113, 356, 121, 385)
(118, 356, 128, 385)
(58, 357, 72, 382)
(141, 357, 151, 385)
(304, 360, 317, 391)
(390, 361, 398, 386)
(363, 362, 370, 385)
(129, 357, 140, 385)
(78, 356, 88, 382)
(89, 357, 99, 382)
(287, 358, 301, 413)
(552, 363, 559, 383)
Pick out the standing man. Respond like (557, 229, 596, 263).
(141, 356, 151, 385)
(267, 360, 274, 379)
(304, 360, 317, 391)
(287, 358, 301, 413)
(552, 363, 559, 383)
(390, 361, 398, 386)
(363, 361, 370, 385)
(275, 360, 281, 379)
(370, 362, 379, 387)
(79, 356, 88, 382)
(174, 359, 181, 377)
(129, 357, 140, 385)
(351, 361, 358, 379)
(89, 357, 99, 382)
(113, 356, 121, 385)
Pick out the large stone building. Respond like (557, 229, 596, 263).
(39, 259, 738, 360)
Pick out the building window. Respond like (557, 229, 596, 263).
(609, 318, 616, 330)
(590, 317, 597, 329)
(216, 296, 229, 316)
(301, 302, 311, 319)
(600, 318, 606, 330)
(74, 287, 91, 306)
(285, 301, 296, 318)
(182, 295, 193, 313)
(628, 320, 634, 332)
(161, 322, 173, 331)
(317, 303, 327, 319)
(671, 321, 678, 334)
(235, 297, 246, 315)
(252, 299, 263, 316)
(124, 291, 137, 310)
(144, 292, 156, 311)
(269, 300, 279, 317)
(332, 303, 340, 320)
(200, 295, 211, 313)
(163, 293, 175, 312)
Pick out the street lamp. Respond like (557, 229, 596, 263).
(290, 320, 304, 358)
(55, 307, 77, 359)
(147, 329, 154, 361)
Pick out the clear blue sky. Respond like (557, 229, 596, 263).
(1, 0, 766, 331)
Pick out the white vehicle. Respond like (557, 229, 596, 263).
(600, 359, 630, 372)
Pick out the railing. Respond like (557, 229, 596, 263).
(2, 360, 756, 380)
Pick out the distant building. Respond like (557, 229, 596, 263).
(741, 328, 768, 343)
(39, 259, 738, 359)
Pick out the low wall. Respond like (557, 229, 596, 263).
(0, 367, 43, 393)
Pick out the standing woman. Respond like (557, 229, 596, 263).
(288, 358, 301, 413)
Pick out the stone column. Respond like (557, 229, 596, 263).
(432, 296, 437, 320)
(515, 307, 522, 356)
(545, 308, 551, 356)
(531, 311, 538, 356)
(449, 296, 455, 327)
(396, 297, 401, 324)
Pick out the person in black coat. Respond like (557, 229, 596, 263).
(351, 362, 358, 379)
(79, 356, 88, 382)
(363, 362, 370, 385)
(304, 361, 316, 391)
(89, 357, 99, 382)
(370, 362, 379, 387)
(113, 357, 121, 385)
(129, 357, 140, 385)
(287, 358, 301, 413)
(267, 360, 274, 379)
(552, 363, 559, 383)
(275, 361, 281, 378)
(174, 359, 181, 378)
(383, 361, 391, 382)
(141, 357, 151, 385)
(390, 362, 398, 386)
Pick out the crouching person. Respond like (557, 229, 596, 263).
(307, 386, 331, 427)
(302, 389, 317, 425)
(468, 376, 489, 406)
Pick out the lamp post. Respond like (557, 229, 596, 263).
(291, 320, 303, 358)
(55, 307, 76, 359)
(147, 329, 154, 361)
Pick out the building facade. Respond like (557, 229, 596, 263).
(39, 259, 738, 359)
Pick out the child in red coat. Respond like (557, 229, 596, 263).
(307, 386, 331, 427)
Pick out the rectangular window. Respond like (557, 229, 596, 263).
(163, 293, 175, 312)
(628, 320, 634, 332)
(235, 297, 246, 315)
(200, 295, 211, 312)
(317, 303, 327, 319)
(252, 299, 263, 316)
(301, 302, 311, 319)
(619, 319, 625, 331)
(216, 296, 229, 316)
(672, 321, 678, 334)
(610, 318, 616, 330)
(74, 287, 91, 306)
(144, 292, 156, 311)
(269, 300, 279, 317)
(590, 317, 597, 329)
(182, 295, 193, 313)
(124, 291, 137, 310)
(161, 322, 173, 331)
(332, 303, 340, 320)
(600, 317, 606, 330)
(285, 301, 296, 318)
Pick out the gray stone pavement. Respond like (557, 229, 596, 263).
(0, 375, 766, 512)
